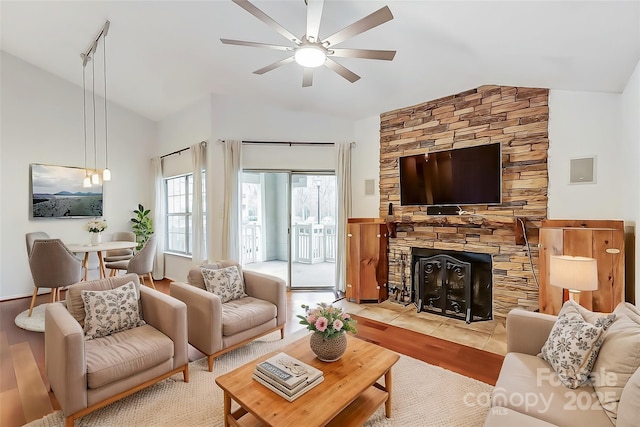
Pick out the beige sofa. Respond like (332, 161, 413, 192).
(45, 274, 189, 427)
(170, 261, 286, 372)
(484, 306, 640, 427)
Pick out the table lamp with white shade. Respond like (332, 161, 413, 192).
(549, 255, 598, 305)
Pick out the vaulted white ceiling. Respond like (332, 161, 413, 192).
(2, 1, 639, 122)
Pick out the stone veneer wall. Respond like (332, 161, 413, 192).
(379, 85, 549, 319)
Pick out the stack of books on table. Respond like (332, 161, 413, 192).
(253, 352, 324, 402)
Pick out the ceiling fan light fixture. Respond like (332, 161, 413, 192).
(294, 46, 326, 68)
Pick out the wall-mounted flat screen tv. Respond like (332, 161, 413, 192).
(30, 163, 103, 218)
(399, 143, 502, 206)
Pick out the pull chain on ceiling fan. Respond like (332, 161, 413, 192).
(221, 0, 396, 87)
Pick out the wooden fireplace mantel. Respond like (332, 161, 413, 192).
(385, 214, 526, 245)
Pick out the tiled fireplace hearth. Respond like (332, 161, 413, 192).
(380, 85, 549, 319)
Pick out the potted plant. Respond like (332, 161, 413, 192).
(131, 204, 153, 250)
(297, 303, 357, 362)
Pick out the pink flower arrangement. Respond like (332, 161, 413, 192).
(298, 302, 357, 339)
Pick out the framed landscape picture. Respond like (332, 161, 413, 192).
(30, 163, 103, 218)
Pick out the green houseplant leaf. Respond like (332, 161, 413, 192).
(131, 204, 153, 250)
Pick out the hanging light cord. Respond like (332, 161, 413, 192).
(103, 34, 109, 170)
(82, 60, 89, 177)
(92, 54, 97, 174)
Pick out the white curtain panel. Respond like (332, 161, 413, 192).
(151, 157, 166, 280)
(334, 142, 353, 293)
(222, 140, 242, 261)
(191, 142, 207, 263)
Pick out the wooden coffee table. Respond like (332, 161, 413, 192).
(215, 334, 400, 427)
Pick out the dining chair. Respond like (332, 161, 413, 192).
(25, 231, 50, 256)
(27, 238, 83, 316)
(25, 232, 56, 304)
(105, 234, 157, 289)
(103, 231, 136, 262)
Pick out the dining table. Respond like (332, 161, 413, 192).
(66, 241, 138, 280)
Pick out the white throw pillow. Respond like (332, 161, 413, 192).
(590, 302, 640, 423)
(540, 300, 616, 389)
(201, 265, 247, 303)
(81, 281, 146, 340)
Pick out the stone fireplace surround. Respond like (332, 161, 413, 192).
(379, 85, 549, 320)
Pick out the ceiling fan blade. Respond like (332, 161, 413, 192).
(253, 56, 295, 75)
(306, 0, 324, 42)
(302, 67, 313, 87)
(323, 6, 394, 47)
(330, 48, 396, 61)
(220, 39, 292, 51)
(232, 0, 300, 44)
(324, 58, 360, 83)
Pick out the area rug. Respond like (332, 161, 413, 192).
(14, 304, 48, 332)
(25, 329, 493, 427)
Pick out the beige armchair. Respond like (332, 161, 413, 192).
(45, 274, 188, 427)
(27, 238, 82, 316)
(105, 234, 157, 289)
(170, 260, 286, 372)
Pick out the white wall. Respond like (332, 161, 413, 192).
(155, 94, 354, 281)
(548, 87, 639, 304)
(621, 60, 640, 303)
(352, 115, 383, 218)
(548, 90, 624, 219)
(0, 52, 157, 299)
(156, 95, 213, 281)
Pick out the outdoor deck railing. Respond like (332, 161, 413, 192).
(242, 222, 336, 265)
(241, 223, 261, 264)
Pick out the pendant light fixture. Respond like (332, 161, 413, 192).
(80, 21, 111, 186)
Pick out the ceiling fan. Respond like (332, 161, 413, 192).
(221, 0, 396, 87)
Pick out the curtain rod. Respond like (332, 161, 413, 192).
(244, 140, 334, 146)
(220, 140, 355, 147)
(160, 141, 207, 159)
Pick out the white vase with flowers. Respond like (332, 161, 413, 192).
(86, 219, 107, 245)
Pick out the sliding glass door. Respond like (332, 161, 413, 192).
(240, 172, 289, 282)
(290, 174, 336, 289)
(240, 171, 336, 290)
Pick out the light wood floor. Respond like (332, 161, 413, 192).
(0, 279, 504, 426)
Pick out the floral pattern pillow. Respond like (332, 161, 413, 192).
(201, 265, 247, 303)
(541, 301, 616, 389)
(81, 281, 146, 340)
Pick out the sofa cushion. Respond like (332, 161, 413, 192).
(202, 265, 247, 303)
(81, 281, 146, 340)
(616, 367, 640, 427)
(222, 297, 277, 336)
(494, 353, 612, 427)
(540, 300, 616, 389)
(591, 302, 640, 423)
(85, 324, 173, 389)
(484, 407, 558, 427)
